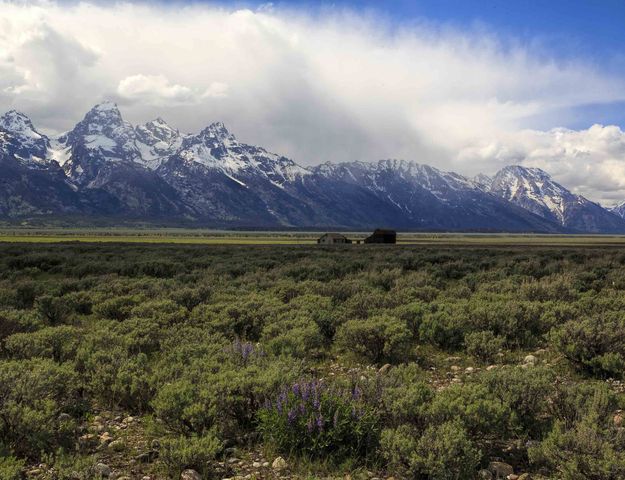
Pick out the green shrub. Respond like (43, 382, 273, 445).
(381, 421, 481, 480)
(189, 295, 280, 341)
(528, 415, 625, 479)
(335, 314, 412, 363)
(380, 364, 432, 426)
(477, 366, 556, 436)
(160, 433, 222, 478)
(35, 295, 69, 325)
(4, 326, 81, 362)
(92, 295, 141, 321)
(170, 285, 211, 310)
(152, 355, 300, 439)
(0, 456, 24, 480)
(551, 313, 625, 378)
(419, 308, 466, 350)
(464, 330, 505, 362)
(427, 383, 511, 437)
(0, 359, 82, 459)
(380, 424, 419, 474)
(76, 338, 153, 411)
(0, 309, 42, 342)
(412, 421, 481, 480)
(262, 317, 324, 358)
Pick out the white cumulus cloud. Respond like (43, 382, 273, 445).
(116, 74, 224, 105)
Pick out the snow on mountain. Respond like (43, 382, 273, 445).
(472, 173, 493, 191)
(1, 101, 623, 232)
(135, 118, 184, 169)
(315, 159, 477, 200)
(489, 165, 625, 233)
(57, 101, 143, 185)
(311, 159, 564, 232)
(608, 201, 625, 219)
(489, 166, 569, 222)
(0, 110, 51, 164)
(171, 121, 310, 186)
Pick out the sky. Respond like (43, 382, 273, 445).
(1, 0, 625, 204)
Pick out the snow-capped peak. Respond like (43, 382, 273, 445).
(199, 121, 235, 142)
(80, 102, 125, 129)
(58, 102, 141, 182)
(136, 118, 179, 143)
(172, 120, 310, 185)
(489, 165, 576, 224)
(0, 110, 43, 140)
(0, 109, 50, 163)
(92, 100, 119, 112)
(134, 118, 183, 169)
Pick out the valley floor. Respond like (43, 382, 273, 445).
(0, 243, 624, 479)
(3, 228, 625, 246)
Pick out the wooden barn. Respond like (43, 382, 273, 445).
(317, 233, 352, 244)
(364, 229, 397, 244)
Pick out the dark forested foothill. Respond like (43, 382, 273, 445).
(0, 243, 624, 479)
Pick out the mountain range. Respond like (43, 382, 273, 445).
(1, 101, 624, 233)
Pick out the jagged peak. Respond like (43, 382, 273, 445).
(150, 117, 170, 127)
(80, 101, 124, 124)
(2, 109, 30, 120)
(143, 117, 178, 134)
(200, 121, 235, 141)
(1, 109, 37, 130)
(497, 164, 551, 179)
(91, 100, 119, 112)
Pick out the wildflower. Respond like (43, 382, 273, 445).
(287, 409, 297, 424)
(316, 414, 324, 431)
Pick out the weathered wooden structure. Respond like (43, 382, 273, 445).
(364, 229, 396, 244)
(317, 233, 352, 244)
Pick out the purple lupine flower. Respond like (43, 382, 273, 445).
(352, 386, 362, 400)
(316, 414, 324, 431)
(299, 403, 306, 415)
(287, 409, 297, 424)
(313, 396, 320, 410)
(302, 384, 310, 402)
(292, 383, 300, 397)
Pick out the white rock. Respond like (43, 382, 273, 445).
(272, 456, 287, 471)
(180, 469, 202, 480)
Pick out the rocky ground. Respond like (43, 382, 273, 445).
(21, 347, 621, 480)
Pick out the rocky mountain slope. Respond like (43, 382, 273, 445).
(1, 102, 623, 232)
(488, 165, 625, 233)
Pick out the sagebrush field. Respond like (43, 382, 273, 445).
(1, 243, 624, 479)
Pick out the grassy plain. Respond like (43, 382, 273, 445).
(1, 241, 625, 479)
(2, 227, 625, 246)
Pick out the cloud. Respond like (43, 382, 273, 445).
(202, 82, 229, 99)
(116, 74, 225, 105)
(0, 1, 624, 203)
(460, 124, 625, 204)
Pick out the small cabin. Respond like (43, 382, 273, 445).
(364, 229, 397, 244)
(317, 233, 352, 244)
